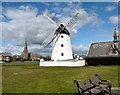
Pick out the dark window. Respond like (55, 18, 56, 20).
(61, 35, 63, 38)
(61, 53, 64, 56)
(61, 44, 64, 47)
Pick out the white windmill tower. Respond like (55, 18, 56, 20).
(51, 24, 73, 61)
(40, 13, 85, 66)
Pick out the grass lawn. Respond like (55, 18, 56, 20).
(2, 62, 119, 93)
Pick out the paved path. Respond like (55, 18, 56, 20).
(111, 89, 120, 95)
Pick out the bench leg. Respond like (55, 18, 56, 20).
(90, 91, 105, 95)
(78, 89, 82, 95)
(109, 86, 111, 95)
(102, 87, 112, 95)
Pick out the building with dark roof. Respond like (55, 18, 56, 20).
(85, 28, 120, 65)
(0, 52, 12, 62)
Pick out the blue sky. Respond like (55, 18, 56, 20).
(1, 2, 119, 56)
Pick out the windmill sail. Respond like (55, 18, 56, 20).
(41, 13, 61, 47)
(2, 14, 9, 21)
(45, 34, 58, 47)
(41, 30, 59, 47)
(41, 12, 80, 48)
(43, 13, 61, 26)
(66, 12, 80, 29)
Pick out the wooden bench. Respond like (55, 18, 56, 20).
(74, 74, 111, 95)
(90, 74, 111, 95)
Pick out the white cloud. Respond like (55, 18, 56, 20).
(52, 2, 101, 28)
(62, 5, 101, 28)
(1, 43, 52, 56)
(1, 43, 90, 56)
(105, 5, 116, 11)
(109, 15, 118, 25)
(73, 44, 90, 55)
(2, 6, 58, 44)
(2, 4, 101, 55)
(29, 44, 52, 56)
(2, 44, 23, 55)
(5, 6, 38, 20)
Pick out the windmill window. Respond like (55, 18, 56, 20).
(61, 35, 63, 38)
(61, 53, 64, 56)
(61, 44, 64, 47)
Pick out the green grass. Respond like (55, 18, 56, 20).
(2, 62, 119, 93)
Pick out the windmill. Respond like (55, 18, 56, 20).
(41, 12, 80, 61)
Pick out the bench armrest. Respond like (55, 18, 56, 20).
(74, 80, 77, 83)
(74, 80, 81, 88)
(101, 79, 110, 83)
(100, 79, 111, 84)
(94, 74, 111, 87)
(74, 80, 83, 94)
(100, 80, 111, 87)
(95, 74, 111, 83)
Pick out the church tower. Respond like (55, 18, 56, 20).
(113, 27, 119, 42)
(22, 39, 28, 60)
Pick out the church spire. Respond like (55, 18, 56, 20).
(24, 39, 28, 52)
(22, 38, 28, 60)
(113, 27, 119, 42)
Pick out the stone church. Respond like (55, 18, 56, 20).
(85, 28, 120, 65)
(21, 39, 29, 60)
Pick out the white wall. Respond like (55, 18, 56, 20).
(0, 55, 2, 61)
(40, 60, 85, 67)
(51, 34, 73, 60)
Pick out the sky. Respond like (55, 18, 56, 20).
(0, 1, 119, 56)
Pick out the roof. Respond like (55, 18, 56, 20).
(56, 24, 70, 35)
(87, 41, 120, 57)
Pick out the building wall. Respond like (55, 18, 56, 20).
(51, 34, 73, 60)
(85, 56, 120, 66)
(0, 55, 2, 61)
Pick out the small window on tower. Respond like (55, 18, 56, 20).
(61, 44, 64, 47)
(61, 53, 64, 56)
(61, 35, 63, 38)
